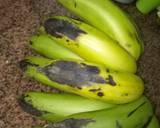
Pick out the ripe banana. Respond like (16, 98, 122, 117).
(21, 96, 154, 128)
(30, 34, 83, 60)
(42, 16, 137, 73)
(20, 56, 144, 104)
(19, 92, 116, 121)
(58, 0, 144, 60)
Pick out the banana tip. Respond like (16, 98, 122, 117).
(18, 94, 45, 117)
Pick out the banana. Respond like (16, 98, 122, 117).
(30, 34, 83, 60)
(21, 96, 154, 128)
(42, 16, 137, 73)
(147, 116, 160, 128)
(20, 56, 144, 104)
(19, 92, 116, 121)
(58, 0, 144, 60)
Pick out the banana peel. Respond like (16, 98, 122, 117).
(20, 56, 144, 104)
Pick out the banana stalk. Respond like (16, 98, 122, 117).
(58, 0, 144, 60)
(30, 34, 83, 60)
(41, 16, 137, 73)
(22, 96, 154, 128)
(19, 92, 116, 121)
(20, 56, 144, 104)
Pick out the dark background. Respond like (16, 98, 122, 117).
(0, 0, 160, 127)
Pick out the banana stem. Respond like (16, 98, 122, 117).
(136, 0, 160, 14)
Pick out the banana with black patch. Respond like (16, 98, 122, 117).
(20, 56, 144, 104)
(58, 0, 144, 60)
(41, 16, 137, 73)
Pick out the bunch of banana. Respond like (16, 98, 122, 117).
(58, 0, 144, 60)
(18, 0, 160, 127)
(30, 16, 137, 73)
(20, 56, 144, 104)
(19, 92, 159, 128)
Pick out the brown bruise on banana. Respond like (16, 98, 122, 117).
(44, 118, 95, 128)
(44, 18, 87, 40)
(89, 88, 101, 92)
(18, 95, 49, 116)
(106, 75, 117, 86)
(43, 60, 106, 88)
(89, 88, 104, 97)
(97, 92, 104, 97)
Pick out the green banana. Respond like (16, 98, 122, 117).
(21, 96, 154, 128)
(20, 56, 144, 104)
(147, 116, 160, 128)
(58, 0, 144, 60)
(19, 92, 116, 121)
(30, 34, 83, 60)
(42, 16, 137, 73)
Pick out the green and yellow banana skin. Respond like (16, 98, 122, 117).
(30, 34, 83, 61)
(43, 16, 137, 73)
(23, 96, 154, 128)
(58, 0, 144, 60)
(20, 92, 116, 121)
(21, 56, 144, 104)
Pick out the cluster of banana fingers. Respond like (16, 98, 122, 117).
(19, 0, 160, 128)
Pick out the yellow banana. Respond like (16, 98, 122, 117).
(58, 0, 144, 60)
(20, 56, 144, 104)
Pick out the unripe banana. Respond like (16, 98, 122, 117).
(19, 92, 116, 121)
(42, 16, 137, 73)
(30, 34, 83, 60)
(58, 0, 144, 60)
(147, 116, 160, 128)
(20, 56, 144, 104)
(21, 96, 154, 128)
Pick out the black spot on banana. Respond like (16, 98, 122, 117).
(44, 18, 87, 40)
(58, 0, 144, 60)
(21, 56, 144, 104)
(47, 118, 94, 128)
(18, 95, 49, 117)
(21, 95, 154, 128)
(38, 16, 137, 73)
(33, 119, 94, 128)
